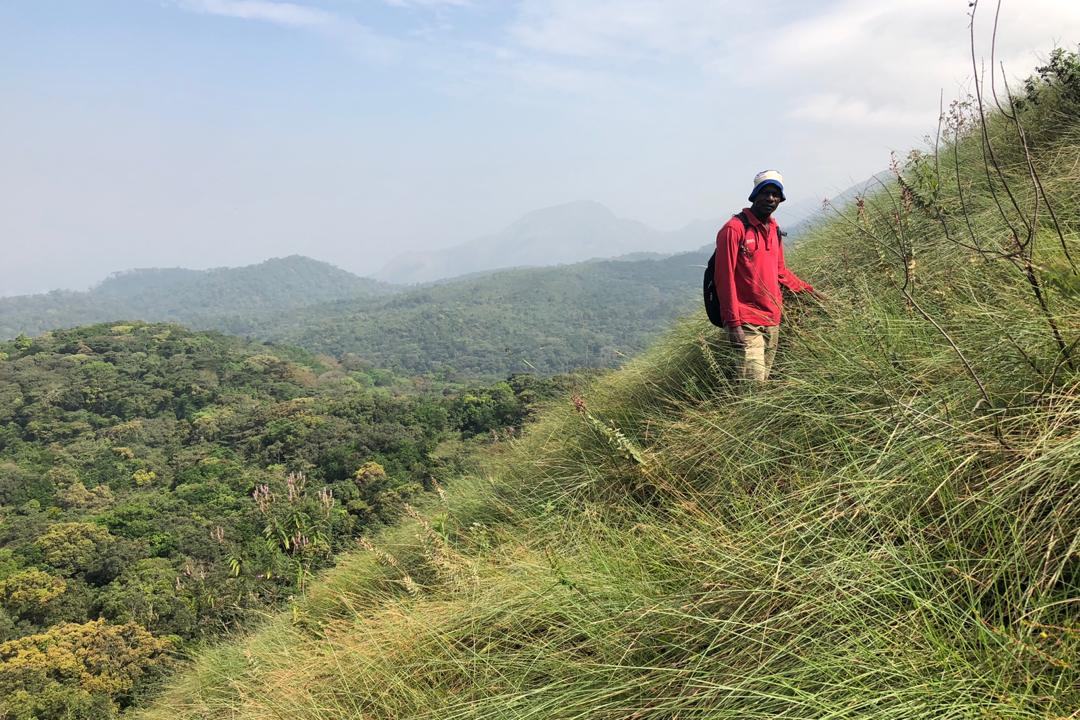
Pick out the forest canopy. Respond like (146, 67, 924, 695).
(0, 323, 575, 717)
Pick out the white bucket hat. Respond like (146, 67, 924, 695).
(749, 170, 785, 202)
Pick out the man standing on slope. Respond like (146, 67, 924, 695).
(714, 170, 824, 382)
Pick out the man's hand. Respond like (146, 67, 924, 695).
(808, 288, 829, 303)
(727, 325, 747, 347)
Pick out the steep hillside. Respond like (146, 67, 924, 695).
(0, 256, 394, 339)
(139, 52, 1080, 720)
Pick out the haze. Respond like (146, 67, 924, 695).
(2, 0, 1077, 296)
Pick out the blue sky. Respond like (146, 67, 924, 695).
(2, 0, 1078, 294)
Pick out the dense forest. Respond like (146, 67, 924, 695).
(0, 323, 577, 717)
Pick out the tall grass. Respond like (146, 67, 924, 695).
(141, 53, 1079, 720)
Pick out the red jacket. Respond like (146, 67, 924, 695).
(714, 208, 813, 328)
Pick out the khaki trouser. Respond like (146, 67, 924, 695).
(729, 324, 780, 382)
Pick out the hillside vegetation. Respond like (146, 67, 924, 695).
(140, 50, 1080, 719)
(3, 251, 700, 382)
(253, 253, 701, 379)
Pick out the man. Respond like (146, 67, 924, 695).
(714, 170, 824, 382)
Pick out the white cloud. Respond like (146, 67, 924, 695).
(173, 0, 400, 61)
(508, 0, 753, 61)
(474, 0, 1080, 227)
(176, 0, 337, 27)
(789, 93, 929, 129)
(503, 58, 616, 95)
(499, 0, 1080, 123)
(755, 0, 1079, 130)
(382, 0, 473, 7)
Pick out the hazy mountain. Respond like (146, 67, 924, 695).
(0, 255, 395, 339)
(779, 171, 894, 238)
(375, 194, 859, 286)
(376, 201, 713, 285)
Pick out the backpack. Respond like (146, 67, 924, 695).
(702, 213, 784, 327)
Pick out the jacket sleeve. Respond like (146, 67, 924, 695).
(777, 235, 813, 293)
(714, 223, 742, 328)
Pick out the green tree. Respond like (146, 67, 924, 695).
(0, 619, 173, 720)
(0, 568, 66, 621)
(35, 522, 116, 580)
(99, 559, 197, 637)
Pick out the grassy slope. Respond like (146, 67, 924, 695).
(141, 79, 1079, 718)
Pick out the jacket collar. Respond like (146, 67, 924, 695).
(741, 208, 774, 230)
(741, 207, 775, 249)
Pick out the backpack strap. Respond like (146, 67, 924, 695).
(733, 213, 751, 254)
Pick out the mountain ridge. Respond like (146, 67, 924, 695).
(0, 255, 394, 339)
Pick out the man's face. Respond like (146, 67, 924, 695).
(751, 185, 784, 218)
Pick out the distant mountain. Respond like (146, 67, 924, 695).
(0, 255, 395, 338)
(375, 197, 848, 286)
(780, 171, 893, 238)
(376, 201, 711, 285)
(1, 201, 845, 380)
